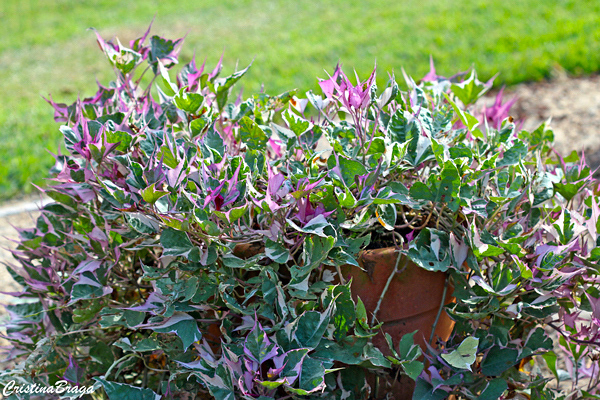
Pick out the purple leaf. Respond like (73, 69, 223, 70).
(585, 293, 600, 326)
(421, 56, 442, 82)
(63, 355, 84, 385)
(73, 259, 103, 275)
(479, 86, 517, 129)
(127, 292, 167, 314)
(318, 64, 342, 99)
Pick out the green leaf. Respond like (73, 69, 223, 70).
(413, 379, 448, 400)
(174, 87, 204, 114)
(106, 130, 133, 152)
(298, 357, 326, 393)
(204, 125, 225, 154)
(284, 109, 312, 136)
(332, 285, 356, 341)
(63, 357, 84, 385)
(355, 297, 369, 329)
(281, 348, 309, 381)
(150, 313, 202, 350)
(366, 136, 386, 157)
(388, 109, 417, 143)
(480, 346, 519, 376)
(6, 301, 45, 323)
(302, 235, 336, 271)
(141, 183, 168, 204)
(542, 351, 559, 382)
(441, 336, 479, 371)
(124, 310, 146, 327)
(444, 92, 480, 132)
(478, 378, 508, 400)
(497, 140, 527, 167)
(328, 247, 359, 268)
(95, 378, 161, 400)
(313, 339, 369, 365)
(286, 214, 331, 237)
(239, 116, 268, 150)
(245, 322, 276, 364)
(554, 182, 585, 201)
(553, 209, 575, 245)
(126, 212, 160, 234)
(135, 338, 161, 352)
(161, 228, 194, 258)
(293, 307, 332, 349)
(401, 359, 424, 381)
(111, 48, 142, 75)
(71, 274, 109, 302)
(473, 244, 504, 258)
(532, 173, 555, 206)
(450, 70, 491, 106)
(265, 239, 290, 264)
(409, 161, 461, 211)
(335, 186, 357, 208)
(46, 189, 77, 207)
(157, 144, 179, 168)
(398, 331, 422, 361)
(214, 204, 248, 224)
(363, 343, 392, 368)
(190, 117, 210, 137)
(521, 327, 553, 359)
(221, 253, 258, 269)
(215, 63, 252, 109)
(408, 229, 452, 272)
(90, 341, 113, 368)
(157, 61, 177, 96)
(334, 155, 368, 188)
(72, 301, 103, 323)
(376, 203, 397, 231)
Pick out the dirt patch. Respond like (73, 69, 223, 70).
(494, 74, 600, 170)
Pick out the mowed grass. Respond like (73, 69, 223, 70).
(1, 0, 599, 200)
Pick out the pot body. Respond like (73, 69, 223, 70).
(345, 247, 455, 354)
(343, 247, 455, 399)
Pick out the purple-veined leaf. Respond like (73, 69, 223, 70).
(244, 321, 280, 365)
(63, 355, 84, 385)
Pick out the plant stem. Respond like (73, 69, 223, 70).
(429, 275, 449, 346)
(436, 204, 445, 230)
(371, 250, 406, 325)
(336, 264, 346, 285)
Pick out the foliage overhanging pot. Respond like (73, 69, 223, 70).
(234, 243, 455, 357)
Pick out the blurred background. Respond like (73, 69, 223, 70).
(1, 0, 599, 201)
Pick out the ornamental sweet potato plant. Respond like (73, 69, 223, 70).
(2, 24, 600, 399)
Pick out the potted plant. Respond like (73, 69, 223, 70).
(2, 25, 600, 400)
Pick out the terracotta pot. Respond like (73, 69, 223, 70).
(343, 247, 455, 399)
(345, 247, 455, 354)
(232, 242, 265, 259)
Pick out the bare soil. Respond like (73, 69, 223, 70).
(497, 74, 600, 170)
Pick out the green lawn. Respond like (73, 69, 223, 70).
(1, 0, 599, 200)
